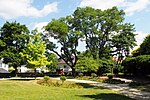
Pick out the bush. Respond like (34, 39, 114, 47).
(91, 73, 97, 77)
(8, 67, 15, 73)
(78, 73, 83, 77)
(44, 76, 50, 82)
(37, 79, 82, 88)
(60, 76, 66, 84)
(122, 55, 150, 76)
(107, 74, 113, 79)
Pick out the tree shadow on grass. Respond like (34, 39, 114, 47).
(78, 93, 135, 100)
(76, 83, 106, 89)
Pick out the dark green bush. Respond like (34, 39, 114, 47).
(122, 55, 150, 76)
(60, 76, 66, 84)
(107, 74, 113, 79)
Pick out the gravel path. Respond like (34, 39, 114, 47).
(52, 77, 150, 100)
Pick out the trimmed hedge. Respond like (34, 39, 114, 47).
(122, 55, 150, 76)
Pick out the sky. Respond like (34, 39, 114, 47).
(0, 0, 150, 52)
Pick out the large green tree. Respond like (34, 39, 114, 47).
(71, 7, 136, 59)
(45, 19, 81, 77)
(0, 21, 29, 74)
(45, 7, 136, 76)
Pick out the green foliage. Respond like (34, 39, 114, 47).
(111, 23, 136, 58)
(91, 73, 97, 77)
(44, 7, 136, 77)
(131, 48, 140, 57)
(76, 56, 99, 72)
(0, 21, 29, 74)
(71, 7, 136, 59)
(107, 74, 113, 79)
(122, 55, 150, 76)
(43, 76, 50, 82)
(8, 67, 15, 72)
(98, 59, 116, 75)
(45, 19, 68, 36)
(132, 34, 150, 57)
(20, 34, 50, 69)
(139, 34, 150, 55)
(60, 76, 66, 84)
(45, 17, 82, 77)
(78, 73, 83, 77)
(125, 34, 150, 76)
(38, 79, 81, 88)
(46, 53, 58, 72)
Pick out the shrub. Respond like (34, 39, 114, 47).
(44, 76, 50, 82)
(107, 74, 113, 79)
(78, 73, 83, 77)
(91, 73, 97, 77)
(60, 76, 66, 84)
(8, 67, 15, 73)
(122, 55, 150, 76)
(37, 79, 82, 88)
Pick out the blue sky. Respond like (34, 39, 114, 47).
(0, 0, 150, 51)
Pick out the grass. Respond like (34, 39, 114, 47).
(0, 80, 134, 100)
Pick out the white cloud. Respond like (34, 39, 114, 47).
(80, 0, 125, 10)
(79, 0, 150, 16)
(125, 0, 150, 16)
(33, 22, 57, 43)
(0, 0, 58, 19)
(33, 22, 49, 32)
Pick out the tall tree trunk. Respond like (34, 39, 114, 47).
(14, 67, 18, 77)
(34, 68, 36, 79)
(72, 67, 76, 77)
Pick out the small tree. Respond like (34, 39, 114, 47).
(20, 33, 50, 78)
(75, 56, 99, 73)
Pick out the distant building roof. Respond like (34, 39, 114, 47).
(0, 68, 10, 73)
(58, 59, 66, 64)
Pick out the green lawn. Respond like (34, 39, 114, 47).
(0, 80, 134, 100)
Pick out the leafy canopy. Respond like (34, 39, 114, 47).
(20, 33, 50, 69)
(0, 21, 29, 71)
